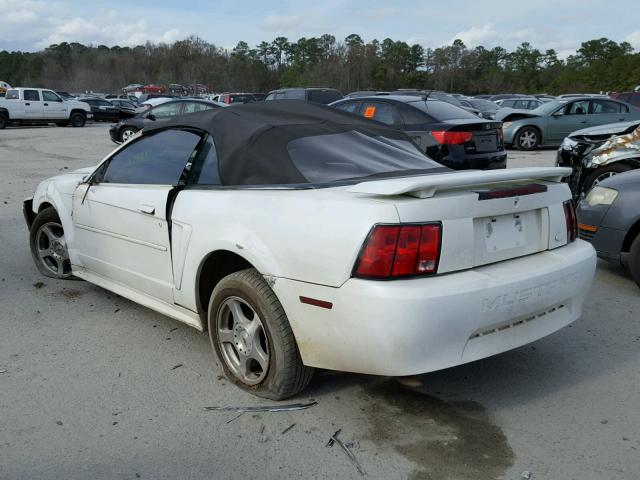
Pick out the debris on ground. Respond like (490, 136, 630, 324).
(205, 401, 317, 413)
(327, 429, 365, 476)
(281, 423, 296, 435)
(171, 364, 183, 370)
(169, 327, 178, 332)
(33, 281, 45, 289)
(521, 471, 532, 479)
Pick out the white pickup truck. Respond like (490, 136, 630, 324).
(0, 87, 92, 129)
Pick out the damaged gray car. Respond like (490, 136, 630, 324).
(556, 120, 640, 197)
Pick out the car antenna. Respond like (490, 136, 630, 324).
(423, 91, 432, 103)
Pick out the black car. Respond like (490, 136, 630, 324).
(330, 95, 506, 170)
(108, 99, 138, 119)
(109, 99, 221, 143)
(78, 97, 120, 122)
(458, 98, 500, 119)
(265, 88, 343, 104)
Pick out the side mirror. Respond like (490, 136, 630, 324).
(147, 113, 156, 121)
(552, 111, 564, 117)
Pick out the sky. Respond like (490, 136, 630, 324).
(1, 0, 639, 58)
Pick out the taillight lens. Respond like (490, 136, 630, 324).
(497, 128, 504, 143)
(354, 224, 442, 279)
(431, 131, 473, 145)
(563, 200, 577, 243)
(225, 96, 231, 104)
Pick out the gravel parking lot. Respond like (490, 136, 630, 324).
(1, 124, 639, 480)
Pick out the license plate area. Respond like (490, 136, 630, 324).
(473, 209, 546, 266)
(474, 133, 498, 152)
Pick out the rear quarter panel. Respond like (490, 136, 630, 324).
(171, 188, 399, 311)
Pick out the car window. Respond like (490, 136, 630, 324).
(514, 100, 528, 109)
(398, 104, 432, 128)
(333, 101, 359, 113)
(183, 102, 211, 114)
(24, 90, 40, 101)
(308, 90, 342, 104)
(360, 102, 399, 126)
(414, 100, 478, 120)
(265, 93, 276, 101)
(284, 90, 306, 100)
(101, 129, 202, 185)
(190, 136, 220, 185)
(565, 100, 589, 115)
(5, 89, 19, 100)
(528, 100, 540, 109)
(42, 91, 62, 102)
(590, 100, 622, 114)
(151, 102, 183, 118)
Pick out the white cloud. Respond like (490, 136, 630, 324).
(262, 14, 301, 32)
(626, 31, 640, 49)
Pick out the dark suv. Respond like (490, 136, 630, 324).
(265, 88, 343, 104)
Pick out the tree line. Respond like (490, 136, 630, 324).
(0, 35, 638, 95)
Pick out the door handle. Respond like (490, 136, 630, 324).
(138, 204, 155, 215)
(25, 102, 30, 106)
(619, 118, 625, 121)
(44, 103, 49, 106)
(580, 121, 588, 124)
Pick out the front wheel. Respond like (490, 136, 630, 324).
(0, 113, 8, 129)
(628, 235, 640, 289)
(514, 127, 540, 150)
(120, 127, 138, 143)
(582, 163, 633, 193)
(29, 207, 73, 279)
(70, 112, 86, 127)
(208, 268, 314, 400)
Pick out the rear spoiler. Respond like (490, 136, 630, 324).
(347, 167, 572, 199)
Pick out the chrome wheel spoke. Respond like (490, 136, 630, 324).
(218, 329, 235, 345)
(250, 343, 269, 372)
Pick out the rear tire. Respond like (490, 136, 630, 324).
(514, 127, 540, 150)
(582, 163, 634, 193)
(629, 235, 640, 289)
(70, 112, 86, 127)
(208, 268, 314, 400)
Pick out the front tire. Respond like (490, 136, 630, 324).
(514, 126, 540, 150)
(29, 207, 73, 279)
(0, 113, 8, 129)
(70, 112, 86, 127)
(208, 268, 314, 400)
(120, 127, 138, 142)
(629, 235, 640, 289)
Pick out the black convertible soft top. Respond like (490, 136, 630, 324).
(144, 100, 444, 186)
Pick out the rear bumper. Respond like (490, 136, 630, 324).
(274, 240, 596, 376)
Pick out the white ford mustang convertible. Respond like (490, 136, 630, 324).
(24, 101, 596, 399)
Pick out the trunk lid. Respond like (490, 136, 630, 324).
(349, 168, 572, 272)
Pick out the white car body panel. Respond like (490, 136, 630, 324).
(27, 159, 597, 375)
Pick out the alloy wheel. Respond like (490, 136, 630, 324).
(36, 221, 72, 278)
(216, 296, 270, 385)
(519, 130, 537, 149)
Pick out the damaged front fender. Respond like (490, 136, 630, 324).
(585, 126, 640, 168)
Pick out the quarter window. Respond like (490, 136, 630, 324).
(190, 137, 221, 185)
(101, 129, 202, 185)
(334, 101, 359, 113)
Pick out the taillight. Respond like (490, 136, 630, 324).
(431, 131, 473, 145)
(225, 96, 231, 104)
(497, 128, 504, 143)
(354, 223, 442, 279)
(563, 200, 577, 243)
